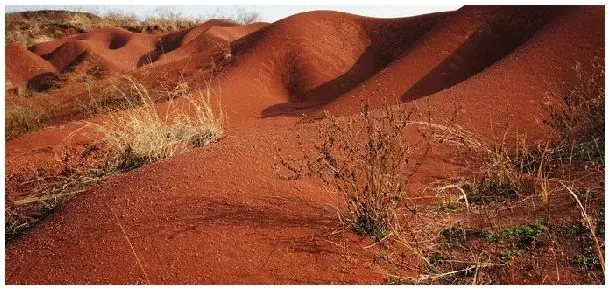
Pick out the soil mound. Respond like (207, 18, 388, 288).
(5, 44, 58, 91)
(313, 6, 577, 116)
(212, 10, 450, 120)
(6, 20, 268, 86)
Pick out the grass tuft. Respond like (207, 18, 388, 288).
(544, 59, 605, 166)
(6, 76, 223, 242)
(90, 75, 223, 170)
(5, 101, 49, 139)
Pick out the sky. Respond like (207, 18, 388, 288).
(5, 5, 462, 22)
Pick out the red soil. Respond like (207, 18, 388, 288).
(4, 6, 605, 284)
(5, 44, 58, 90)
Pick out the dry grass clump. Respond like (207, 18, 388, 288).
(5, 165, 111, 242)
(5, 66, 198, 140)
(6, 77, 223, 241)
(77, 74, 144, 116)
(205, 6, 262, 25)
(5, 29, 37, 47)
(544, 59, 604, 166)
(5, 64, 120, 140)
(462, 135, 530, 205)
(90, 76, 223, 170)
(420, 121, 536, 206)
(5, 99, 50, 140)
(278, 100, 428, 240)
(141, 7, 198, 32)
(103, 10, 141, 30)
(67, 62, 186, 117)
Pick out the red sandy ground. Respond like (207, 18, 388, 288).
(4, 6, 605, 284)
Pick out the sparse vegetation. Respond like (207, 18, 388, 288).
(484, 220, 547, 248)
(5, 165, 112, 242)
(89, 76, 223, 170)
(103, 10, 141, 31)
(140, 7, 201, 32)
(5, 76, 223, 243)
(423, 123, 538, 206)
(562, 183, 605, 276)
(440, 225, 484, 248)
(277, 100, 429, 240)
(78, 75, 138, 116)
(3, 4, 604, 284)
(544, 59, 604, 166)
(5, 99, 50, 139)
(371, 59, 605, 284)
(6, 7, 261, 46)
(5, 10, 104, 46)
(208, 6, 262, 25)
(5, 68, 198, 140)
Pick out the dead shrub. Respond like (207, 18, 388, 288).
(544, 59, 604, 165)
(277, 100, 429, 240)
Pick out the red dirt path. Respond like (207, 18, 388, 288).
(4, 6, 605, 284)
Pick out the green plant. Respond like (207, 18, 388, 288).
(577, 245, 602, 270)
(484, 220, 548, 249)
(566, 222, 603, 270)
(499, 248, 524, 262)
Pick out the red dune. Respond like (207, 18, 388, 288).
(4, 6, 605, 284)
(38, 29, 157, 72)
(318, 6, 577, 116)
(216, 10, 450, 119)
(402, 6, 604, 141)
(15, 20, 262, 77)
(5, 44, 58, 90)
(145, 22, 268, 71)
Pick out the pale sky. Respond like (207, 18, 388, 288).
(5, 5, 461, 22)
